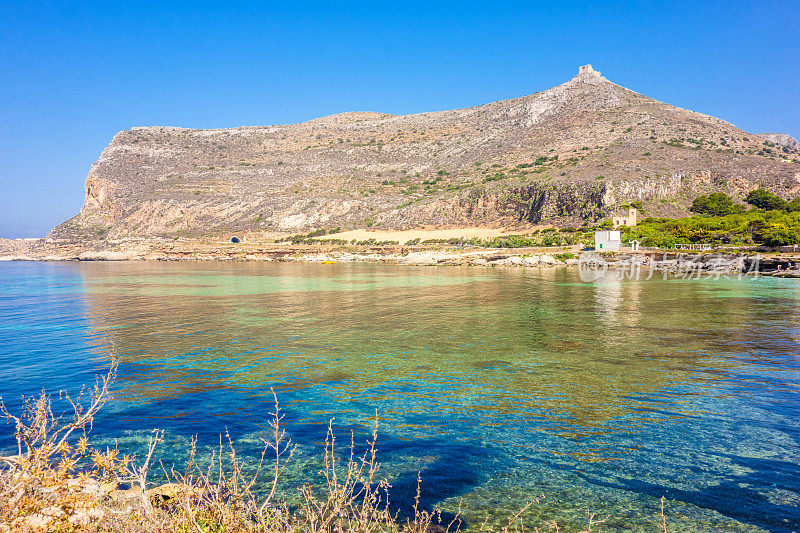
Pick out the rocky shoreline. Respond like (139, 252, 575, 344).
(2, 237, 800, 277)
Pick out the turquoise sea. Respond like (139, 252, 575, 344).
(0, 261, 798, 531)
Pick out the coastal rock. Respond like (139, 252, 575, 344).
(108, 487, 144, 503)
(148, 482, 206, 506)
(398, 252, 438, 265)
(67, 504, 104, 527)
(23, 506, 64, 529)
(0, 238, 39, 258)
(77, 250, 138, 261)
(148, 482, 183, 502)
(298, 253, 336, 262)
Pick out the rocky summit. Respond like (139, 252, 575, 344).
(47, 65, 800, 244)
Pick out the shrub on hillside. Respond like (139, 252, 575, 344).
(690, 192, 745, 216)
(786, 197, 800, 213)
(763, 227, 800, 247)
(624, 209, 800, 247)
(745, 189, 786, 211)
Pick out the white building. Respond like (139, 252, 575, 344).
(595, 230, 621, 251)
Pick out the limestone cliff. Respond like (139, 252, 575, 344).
(758, 133, 800, 151)
(47, 65, 800, 243)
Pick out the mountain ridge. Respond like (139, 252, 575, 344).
(45, 65, 800, 244)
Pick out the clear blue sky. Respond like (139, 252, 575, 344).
(1, 1, 798, 237)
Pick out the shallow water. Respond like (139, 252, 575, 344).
(0, 261, 798, 531)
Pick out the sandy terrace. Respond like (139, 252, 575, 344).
(313, 227, 545, 244)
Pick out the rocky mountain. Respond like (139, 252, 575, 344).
(758, 133, 800, 151)
(47, 65, 800, 243)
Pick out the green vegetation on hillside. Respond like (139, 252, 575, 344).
(277, 191, 800, 250)
(690, 192, 745, 216)
(745, 188, 787, 211)
(626, 191, 800, 247)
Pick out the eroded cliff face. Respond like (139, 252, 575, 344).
(758, 133, 800, 151)
(47, 65, 800, 243)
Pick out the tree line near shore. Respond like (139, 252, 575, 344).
(277, 189, 800, 250)
(624, 189, 800, 248)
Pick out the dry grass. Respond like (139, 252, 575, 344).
(0, 360, 671, 532)
(314, 228, 518, 245)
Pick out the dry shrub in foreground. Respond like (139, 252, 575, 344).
(0, 359, 670, 532)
